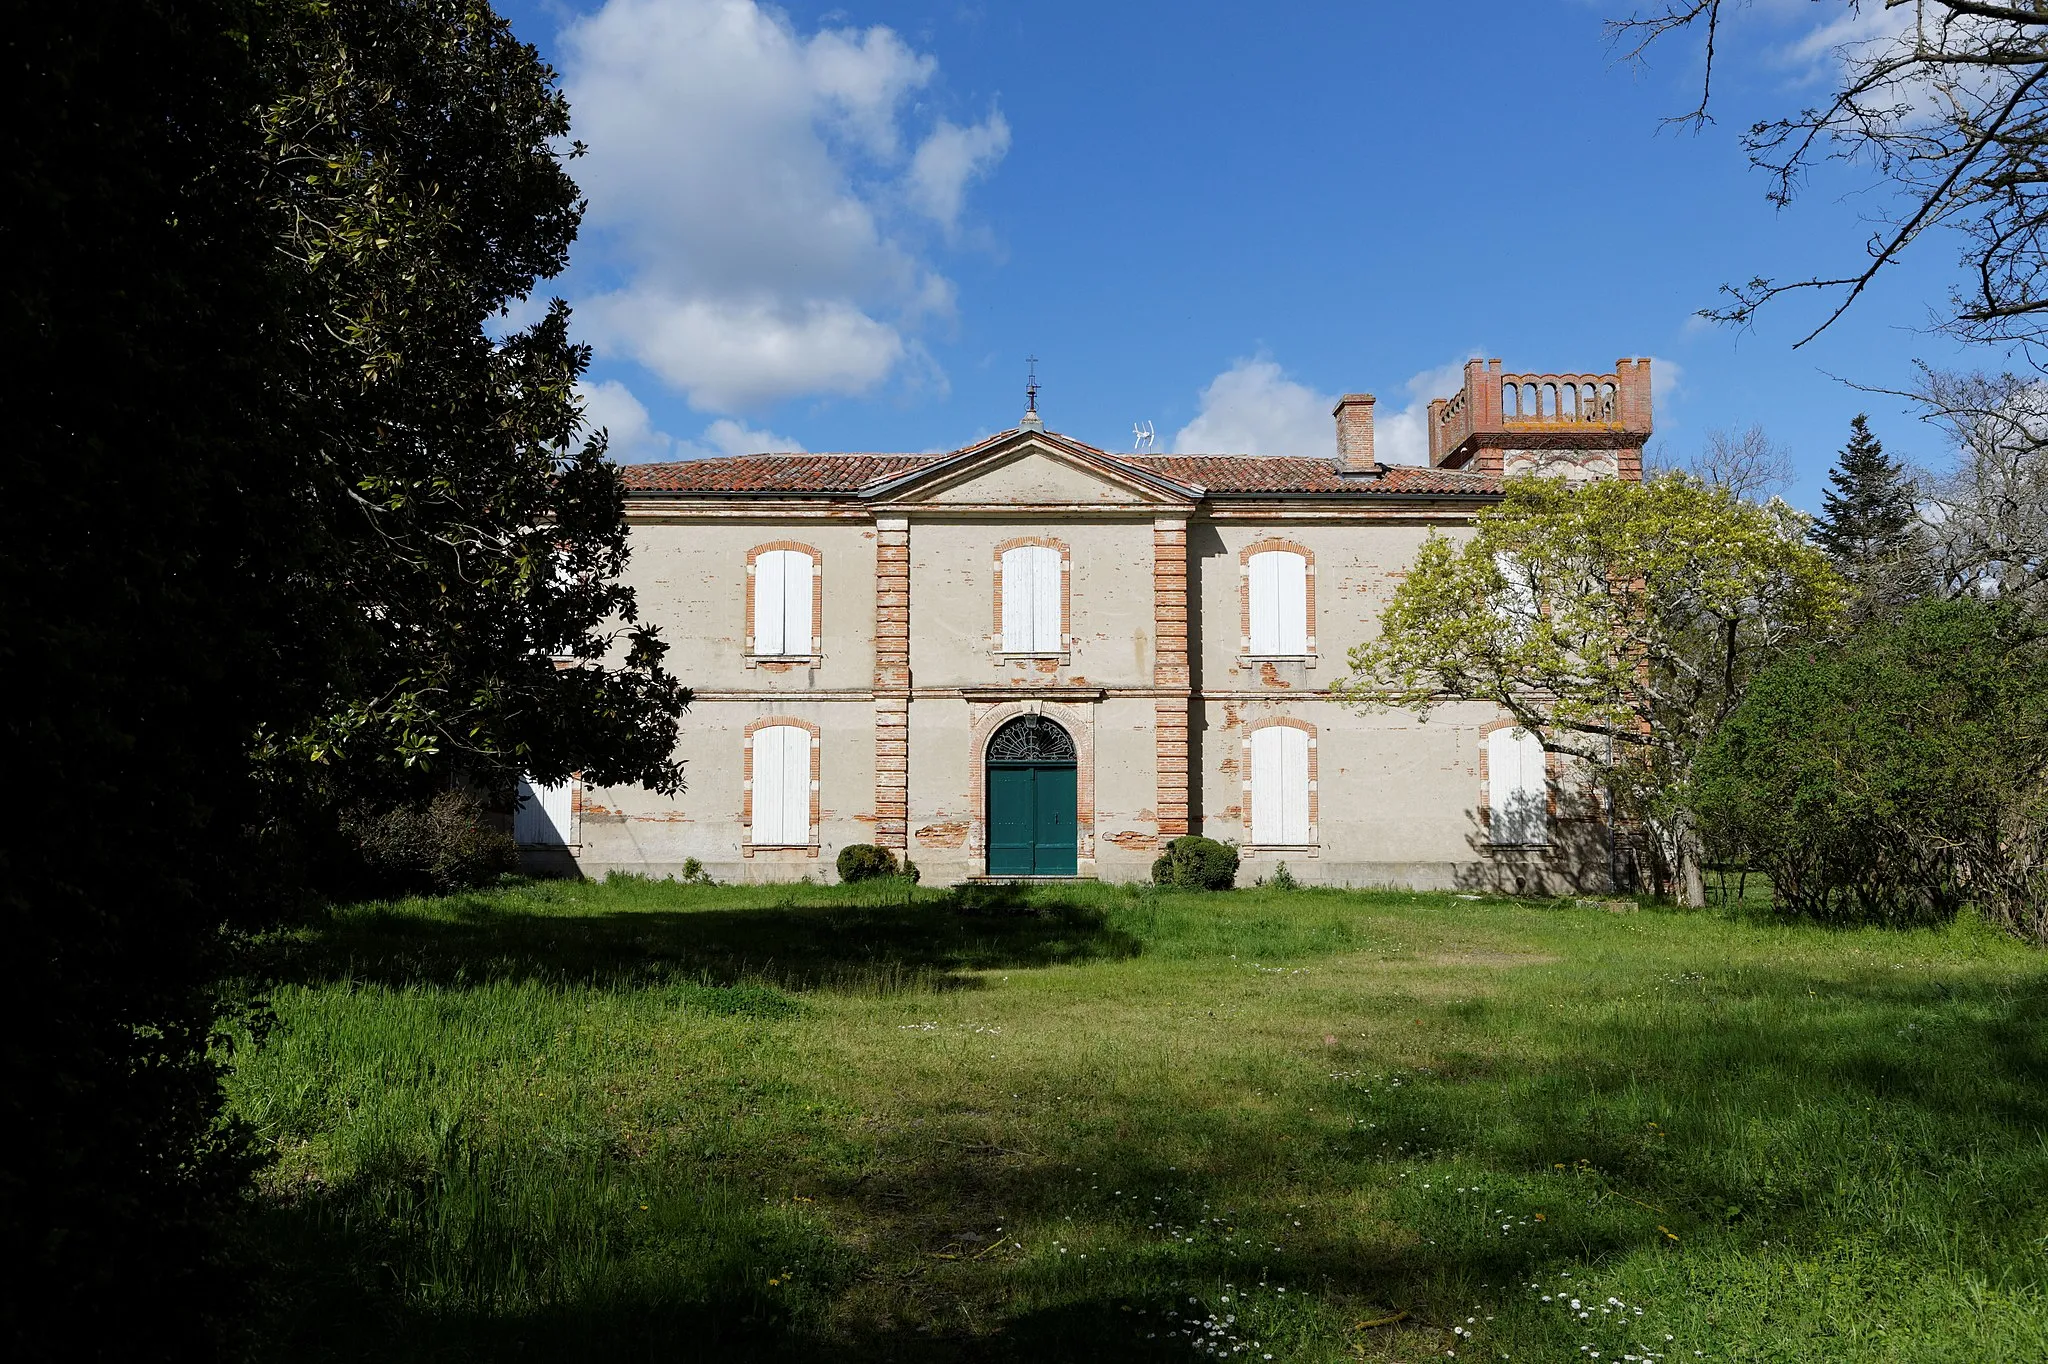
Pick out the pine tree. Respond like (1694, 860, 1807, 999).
(1814, 416, 1916, 563)
(1813, 415, 1926, 616)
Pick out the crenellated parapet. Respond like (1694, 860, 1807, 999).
(1427, 358, 1652, 481)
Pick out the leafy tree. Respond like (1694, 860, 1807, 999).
(1614, 2, 2048, 352)
(1812, 414, 1928, 618)
(251, 0, 689, 823)
(1337, 474, 1845, 906)
(1695, 599, 2048, 944)
(3, 2, 693, 1354)
(3, 2, 302, 1355)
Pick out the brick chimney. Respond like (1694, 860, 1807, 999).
(1333, 393, 1376, 471)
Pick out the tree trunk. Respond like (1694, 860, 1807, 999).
(1677, 816, 1707, 909)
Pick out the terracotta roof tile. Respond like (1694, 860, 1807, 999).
(621, 453, 941, 493)
(618, 439, 1502, 498)
(1126, 456, 1499, 495)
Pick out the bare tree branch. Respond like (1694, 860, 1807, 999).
(1617, 1, 2048, 351)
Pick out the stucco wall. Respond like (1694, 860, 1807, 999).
(625, 517, 877, 690)
(575, 697, 877, 883)
(907, 517, 1158, 689)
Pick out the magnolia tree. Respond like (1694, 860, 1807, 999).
(1335, 475, 1845, 905)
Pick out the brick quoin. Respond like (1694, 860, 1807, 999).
(873, 517, 911, 849)
(1153, 518, 1191, 838)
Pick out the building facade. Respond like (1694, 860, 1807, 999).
(532, 358, 1652, 890)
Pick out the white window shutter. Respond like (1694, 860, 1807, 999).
(1249, 552, 1307, 655)
(1001, 546, 1061, 652)
(781, 726, 810, 843)
(752, 727, 784, 843)
(1521, 732, 1549, 845)
(1033, 548, 1061, 651)
(1488, 727, 1548, 845)
(1277, 554, 1307, 655)
(1251, 729, 1284, 844)
(1280, 726, 1310, 843)
(1249, 552, 1278, 655)
(752, 725, 812, 845)
(755, 551, 787, 655)
(1251, 726, 1311, 844)
(515, 776, 572, 846)
(1001, 547, 1031, 651)
(784, 552, 813, 654)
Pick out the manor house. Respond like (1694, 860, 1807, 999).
(520, 357, 1652, 890)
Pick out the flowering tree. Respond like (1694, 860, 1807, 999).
(1335, 475, 1845, 905)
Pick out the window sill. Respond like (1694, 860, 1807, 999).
(995, 652, 1072, 663)
(1239, 655, 1317, 666)
(1240, 843, 1320, 856)
(746, 655, 821, 668)
(1489, 842, 1552, 851)
(743, 843, 821, 858)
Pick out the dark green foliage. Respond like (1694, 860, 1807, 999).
(3, 2, 292, 1354)
(252, 0, 690, 815)
(1695, 600, 2048, 939)
(1151, 836, 1240, 890)
(901, 858, 922, 885)
(836, 845, 901, 883)
(4, 2, 693, 1355)
(1813, 415, 1928, 618)
(343, 790, 519, 895)
(1265, 861, 1301, 891)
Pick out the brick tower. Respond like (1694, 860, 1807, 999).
(1426, 358, 1652, 483)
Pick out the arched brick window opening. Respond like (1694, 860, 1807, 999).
(992, 536, 1070, 656)
(1242, 717, 1318, 848)
(744, 716, 820, 854)
(746, 542, 822, 661)
(1480, 721, 1552, 848)
(1238, 539, 1317, 661)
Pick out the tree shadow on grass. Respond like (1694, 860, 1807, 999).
(253, 881, 1141, 996)
(243, 907, 2048, 1361)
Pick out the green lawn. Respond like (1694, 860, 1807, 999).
(229, 877, 2048, 1361)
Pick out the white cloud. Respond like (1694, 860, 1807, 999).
(1171, 358, 1335, 456)
(909, 113, 1012, 232)
(578, 378, 804, 463)
(1649, 355, 1683, 408)
(562, 0, 1008, 412)
(1375, 355, 1483, 467)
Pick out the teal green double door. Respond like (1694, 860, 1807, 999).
(986, 762, 1078, 877)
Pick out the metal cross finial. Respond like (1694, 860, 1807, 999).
(1025, 354, 1040, 416)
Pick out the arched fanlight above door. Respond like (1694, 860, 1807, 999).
(987, 714, 1076, 763)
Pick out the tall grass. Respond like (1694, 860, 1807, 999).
(229, 877, 2048, 1360)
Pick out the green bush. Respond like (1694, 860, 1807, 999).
(835, 843, 899, 883)
(344, 789, 519, 895)
(1694, 600, 2048, 939)
(1151, 835, 1239, 891)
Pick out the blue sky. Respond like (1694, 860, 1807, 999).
(499, 0, 1990, 513)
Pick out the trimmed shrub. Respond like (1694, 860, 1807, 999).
(1151, 835, 1239, 891)
(836, 843, 899, 883)
(344, 788, 519, 895)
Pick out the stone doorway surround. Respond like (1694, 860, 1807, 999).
(962, 692, 1098, 875)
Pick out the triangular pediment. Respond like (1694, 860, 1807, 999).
(870, 430, 1198, 508)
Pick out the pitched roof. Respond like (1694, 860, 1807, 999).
(1124, 456, 1499, 496)
(619, 452, 938, 494)
(617, 430, 1503, 499)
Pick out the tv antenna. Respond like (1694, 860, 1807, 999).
(1132, 420, 1156, 452)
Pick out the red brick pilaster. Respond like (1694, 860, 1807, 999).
(874, 516, 910, 849)
(1153, 518, 1191, 838)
